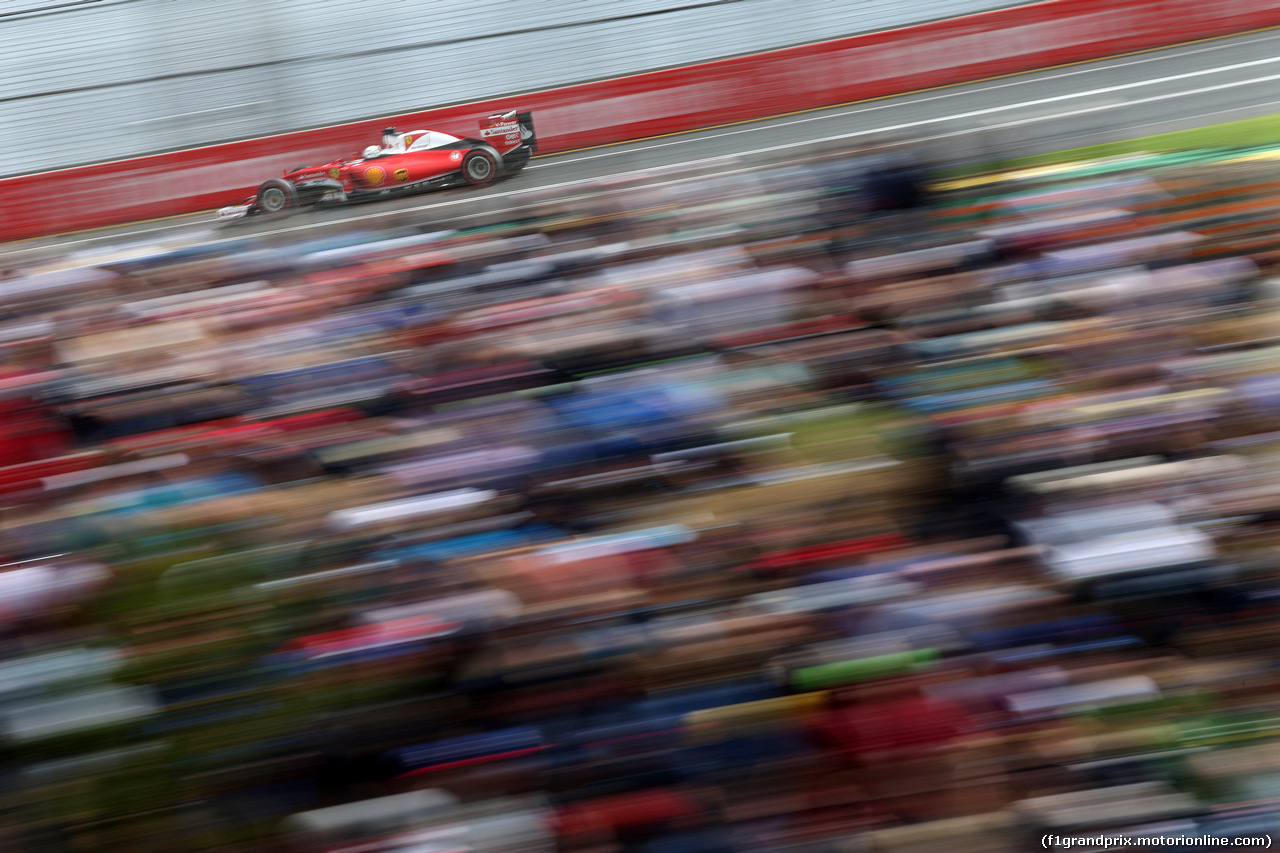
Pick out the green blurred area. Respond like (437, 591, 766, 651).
(992, 113, 1280, 172)
(782, 404, 912, 463)
(939, 113, 1280, 183)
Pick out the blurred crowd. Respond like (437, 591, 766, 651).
(0, 143, 1279, 852)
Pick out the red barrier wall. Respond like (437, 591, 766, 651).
(3, 0, 1278, 243)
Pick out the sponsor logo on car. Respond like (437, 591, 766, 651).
(330, 168, 340, 179)
(481, 122, 519, 138)
(395, 168, 409, 183)
(403, 135, 414, 148)
(365, 166, 386, 186)
(450, 151, 463, 162)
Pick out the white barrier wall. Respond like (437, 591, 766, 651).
(0, 0, 1010, 175)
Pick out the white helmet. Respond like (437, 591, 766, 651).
(362, 145, 382, 159)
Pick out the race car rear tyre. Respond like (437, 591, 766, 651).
(461, 150, 498, 186)
(256, 179, 297, 215)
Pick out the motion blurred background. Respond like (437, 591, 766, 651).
(2, 1, 1280, 851)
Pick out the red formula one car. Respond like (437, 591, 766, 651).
(217, 110, 537, 222)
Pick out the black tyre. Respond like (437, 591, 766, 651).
(256, 178, 297, 215)
(461, 149, 498, 186)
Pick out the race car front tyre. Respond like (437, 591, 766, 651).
(461, 149, 498, 186)
(256, 179, 297, 215)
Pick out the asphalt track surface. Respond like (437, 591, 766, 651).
(8, 26, 1280, 262)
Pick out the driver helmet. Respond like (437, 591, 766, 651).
(362, 145, 382, 159)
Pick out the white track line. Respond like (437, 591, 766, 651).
(535, 54, 1280, 168)
(729, 70, 1280, 154)
(532, 29, 1280, 171)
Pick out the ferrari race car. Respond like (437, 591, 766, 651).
(217, 110, 537, 222)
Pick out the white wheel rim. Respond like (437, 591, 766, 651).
(468, 156, 492, 180)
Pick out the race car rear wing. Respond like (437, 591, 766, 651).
(481, 110, 537, 155)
